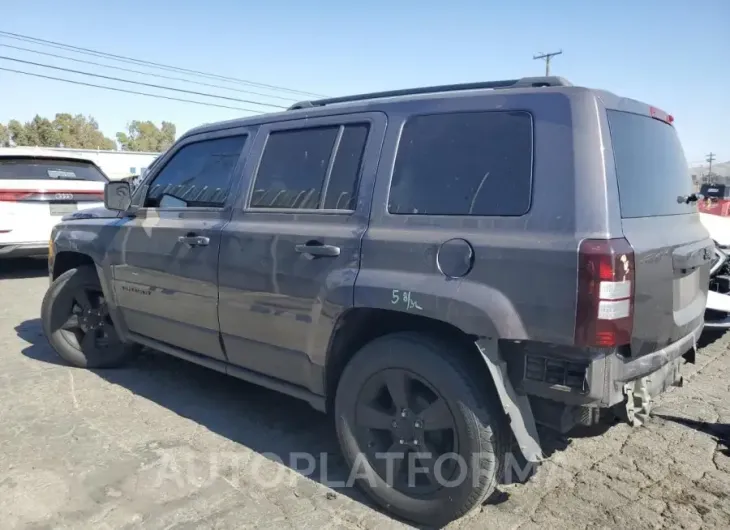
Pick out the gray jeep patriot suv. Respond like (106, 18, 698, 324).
(43, 76, 711, 526)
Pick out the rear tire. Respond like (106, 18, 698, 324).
(41, 265, 139, 368)
(334, 332, 507, 527)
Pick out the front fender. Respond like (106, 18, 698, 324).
(51, 218, 130, 341)
(353, 269, 527, 340)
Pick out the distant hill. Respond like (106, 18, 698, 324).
(691, 161, 730, 179)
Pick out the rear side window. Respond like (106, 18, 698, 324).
(608, 110, 694, 218)
(388, 111, 533, 216)
(0, 158, 108, 182)
(145, 135, 247, 208)
(251, 123, 370, 210)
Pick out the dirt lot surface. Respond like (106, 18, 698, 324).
(1, 259, 729, 529)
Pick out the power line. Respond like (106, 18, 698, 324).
(0, 66, 266, 113)
(0, 30, 324, 97)
(0, 43, 300, 102)
(707, 152, 716, 175)
(0, 30, 326, 98)
(0, 55, 286, 109)
(533, 50, 562, 76)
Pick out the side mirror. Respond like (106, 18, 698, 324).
(104, 181, 132, 211)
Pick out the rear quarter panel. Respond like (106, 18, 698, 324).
(358, 89, 603, 345)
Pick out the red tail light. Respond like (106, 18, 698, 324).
(575, 238, 635, 347)
(0, 190, 35, 202)
(0, 189, 104, 202)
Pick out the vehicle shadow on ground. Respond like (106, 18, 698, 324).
(698, 329, 727, 349)
(17, 317, 600, 524)
(15, 318, 420, 525)
(655, 414, 730, 457)
(0, 258, 48, 280)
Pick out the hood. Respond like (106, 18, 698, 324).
(699, 212, 730, 247)
(62, 205, 123, 221)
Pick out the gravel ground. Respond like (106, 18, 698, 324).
(0, 258, 728, 529)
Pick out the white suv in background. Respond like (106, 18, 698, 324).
(0, 148, 107, 259)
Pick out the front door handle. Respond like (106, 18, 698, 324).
(295, 242, 340, 257)
(178, 234, 210, 247)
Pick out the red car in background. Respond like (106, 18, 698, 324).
(699, 183, 730, 216)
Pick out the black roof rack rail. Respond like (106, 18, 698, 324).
(287, 76, 572, 110)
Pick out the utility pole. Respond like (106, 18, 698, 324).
(533, 50, 562, 76)
(706, 152, 716, 176)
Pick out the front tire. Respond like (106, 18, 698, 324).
(334, 332, 507, 527)
(41, 265, 138, 368)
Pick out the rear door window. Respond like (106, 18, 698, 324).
(323, 124, 369, 210)
(607, 110, 694, 218)
(0, 158, 108, 182)
(250, 123, 370, 210)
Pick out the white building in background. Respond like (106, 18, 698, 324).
(0, 146, 160, 181)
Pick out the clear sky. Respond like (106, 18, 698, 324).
(1, 0, 727, 165)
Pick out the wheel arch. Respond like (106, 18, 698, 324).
(52, 250, 96, 280)
(50, 250, 130, 343)
(324, 308, 477, 408)
(323, 306, 544, 462)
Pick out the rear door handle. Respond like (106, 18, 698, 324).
(295, 242, 340, 257)
(178, 234, 210, 247)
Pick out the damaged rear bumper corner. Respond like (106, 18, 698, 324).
(623, 354, 685, 427)
(604, 321, 702, 407)
(477, 324, 703, 460)
(476, 337, 544, 464)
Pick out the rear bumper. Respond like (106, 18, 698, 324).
(608, 322, 702, 388)
(512, 322, 703, 409)
(512, 324, 703, 434)
(0, 241, 48, 258)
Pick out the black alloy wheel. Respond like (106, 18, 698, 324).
(335, 332, 507, 527)
(42, 265, 139, 368)
(57, 285, 120, 354)
(355, 367, 460, 495)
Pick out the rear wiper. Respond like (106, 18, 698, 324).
(677, 193, 703, 204)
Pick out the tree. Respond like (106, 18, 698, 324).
(7, 119, 33, 146)
(0, 123, 9, 147)
(116, 120, 176, 152)
(26, 115, 60, 147)
(1, 114, 115, 149)
(53, 113, 116, 150)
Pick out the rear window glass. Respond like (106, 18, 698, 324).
(0, 158, 108, 182)
(607, 110, 694, 218)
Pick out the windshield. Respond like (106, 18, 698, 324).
(607, 110, 694, 218)
(0, 158, 108, 182)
